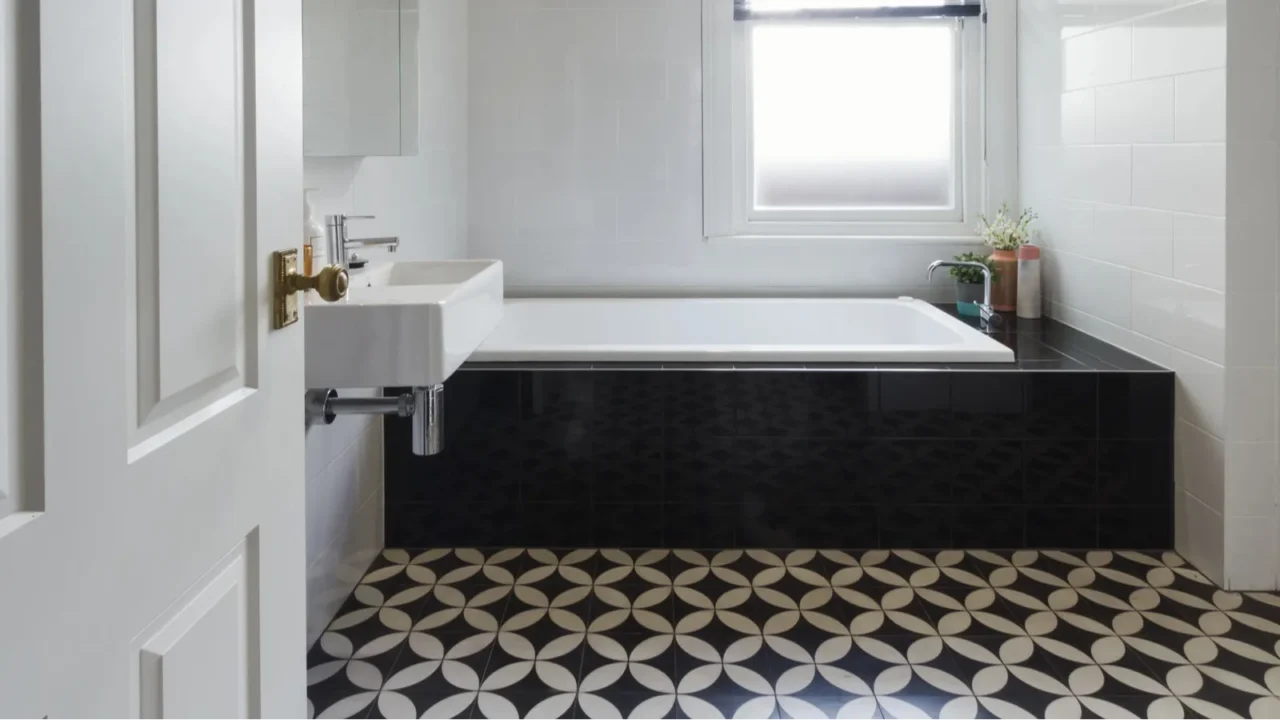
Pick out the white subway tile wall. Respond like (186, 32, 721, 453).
(1169, 349, 1226, 438)
(1177, 418, 1227, 513)
(304, 399, 383, 646)
(1172, 212, 1226, 290)
(1131, 144, 1227, 215)
(1094, 78, 1173, 144)
(1226, 441, 1279, 517)
(1019, 0, 1235, 584)
(466, 0, 980, 296)
(301, 0, 471, 645)
(1173, 69, 1227, 142)
(1223, 0, 1280, 589)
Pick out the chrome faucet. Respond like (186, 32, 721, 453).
(927, 259, 999, 332)
(324, 214, 400, 270)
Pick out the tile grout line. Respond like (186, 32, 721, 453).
(355, 550, 422, 720)
(571, 552, 602, 718)
(466, 549, 525, 720)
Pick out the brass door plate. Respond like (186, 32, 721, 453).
(273, 249, 300, 329)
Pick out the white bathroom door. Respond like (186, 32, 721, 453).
(0, 0, 308, 717)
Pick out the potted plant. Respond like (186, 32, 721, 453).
(977, 203, 1037, 312)
(950, 252, 997, 318)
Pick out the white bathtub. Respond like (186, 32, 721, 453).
(471, 298, 1015, 364)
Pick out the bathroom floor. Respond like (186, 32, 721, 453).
(307, 548, 1280, 719)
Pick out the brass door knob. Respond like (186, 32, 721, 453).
(290, 264, 349, 302)
(272, 249, 349, 329)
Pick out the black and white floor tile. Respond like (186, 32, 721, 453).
(308, 549, 1280, 719)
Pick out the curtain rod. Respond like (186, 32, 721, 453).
(734, 4, 981, 21)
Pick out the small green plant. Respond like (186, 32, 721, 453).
(950, 252, 998, 284)
(977, 202, 1037, 250)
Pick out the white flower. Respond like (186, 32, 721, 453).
(977, 203, 1038, 251)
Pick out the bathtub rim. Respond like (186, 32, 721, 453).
(470, 296, 1017, 364)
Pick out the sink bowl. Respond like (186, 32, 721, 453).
(305, 260, 504, 389)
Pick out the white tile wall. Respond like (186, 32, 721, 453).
(1061, 89, 1095, 145)
(1179, 490, 1226, 582)
(1169, 349, 1225, 438)
(1174, 70, 1227, 142)
(1134, 271, 1226, 363)
(1019, 0, 1231, 584)
(1094, 78, 1173, 144)
(1063, 144, 1133, 205)
(1131, 144, 1226, 216)
(1226, 515, 1279, 588)
(1222, 0, 1280, 590)
(301, 0, 470, 646)
(1131, 0, 1227, 78)
(1226, 441, 1278, 517)
(1063, 25, 1132, 90)
(1173, 213, 1226, 290)
(1044, 251, 1134, 326)
(1177, 419, 1226, 513)
(304, 402, 383, 646)
(1091, 204, 1173, 275)
(465, 0, 980, 297)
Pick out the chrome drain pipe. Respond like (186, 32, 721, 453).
(306, 386, 444, 456)
(412, 384, 444, 457)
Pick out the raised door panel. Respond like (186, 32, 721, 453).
(1, 0, 13, 522)
(134, 539, 258, 718)
(130, 0, 255, 451)
(0, 0, 42, 532)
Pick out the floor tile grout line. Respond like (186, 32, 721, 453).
(358, 583, 433, 720)
(571, 563, 599, 718)
(466, 548, 526, 720)
(327, 550, 430, 720)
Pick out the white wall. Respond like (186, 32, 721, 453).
(467, 0, 980, 297)
(1222, 0, 1280, 590)
(301, 0, 469, 645)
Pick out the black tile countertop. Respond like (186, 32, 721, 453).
(465, 307, 1170, 374)
(935, 307, 1168, 372)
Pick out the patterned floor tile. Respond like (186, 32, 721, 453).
(308, 548, 1280, 719)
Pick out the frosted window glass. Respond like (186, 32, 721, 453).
(751, 24, 956, 211)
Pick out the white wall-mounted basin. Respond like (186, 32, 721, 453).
(305, 260, 504, 389)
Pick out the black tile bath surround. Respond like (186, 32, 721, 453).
(384, 315, 1175, 550)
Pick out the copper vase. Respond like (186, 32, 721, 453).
(991, 249, 1018, 312)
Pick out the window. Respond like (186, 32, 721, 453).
(702, 0, 1016, 240)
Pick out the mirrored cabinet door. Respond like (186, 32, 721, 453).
(304, 0, 418, 157)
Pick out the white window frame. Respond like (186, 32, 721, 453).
(702, 0, 1018, 242)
